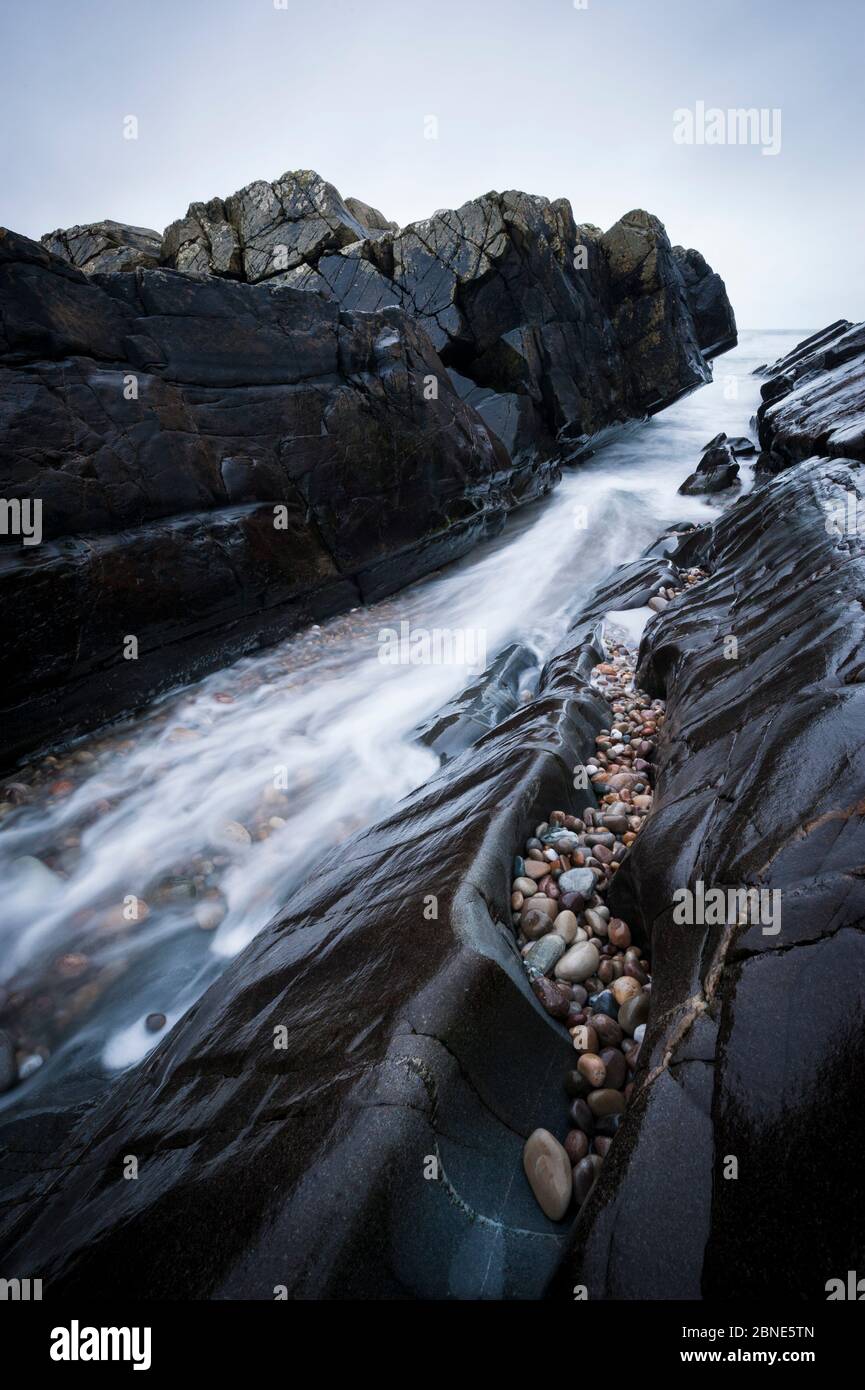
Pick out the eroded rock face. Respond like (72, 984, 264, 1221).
(556, 452, 865, 1300)
(0, 227, 519, 764)
(161, 169, 371, 280)
(40, 220, 162, 274)
(276, 195, 723, 461)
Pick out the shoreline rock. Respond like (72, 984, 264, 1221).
(2, 175, 735, 765)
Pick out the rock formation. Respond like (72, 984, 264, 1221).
(0, 228, 515, 764)
(45, 169, 736, 469)
(756, 319, 865, 472)
(556, 322, 865, 1299)
(40, 220, 162, 274)
(2, 324, 862, 1300)
(1, 173, 735, 763)
(672, 245, 738, 358)
(678, 434, 741, 494)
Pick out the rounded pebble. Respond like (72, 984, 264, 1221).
(554, 941, 600, 983)
(523, 1128, 572, 1220)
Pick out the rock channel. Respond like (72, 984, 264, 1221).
(3, 315, 862, 1295)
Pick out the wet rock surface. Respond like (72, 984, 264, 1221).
(555, 446, 865, 1300)
(0, 228, 515, 765)
(0, 620, 612, 1298)
(756, 319, 865, 473)
(3, 325, 865, 1301)
(678, 435, 741, 495)
(671, 245, 738, 359)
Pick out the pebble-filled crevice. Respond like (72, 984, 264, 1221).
(516, 569, 706, 1222)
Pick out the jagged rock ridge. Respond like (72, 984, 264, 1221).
(43, 169, 737, 464)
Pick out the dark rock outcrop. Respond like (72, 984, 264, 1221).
(279, 199, 722, 463)
(678, 437, 740, 494)
(6, 176, 736, 763)
(672, 245, 738, 358)
(40, 220, 162, 274)
(415, 641, 538, 761)
(48, 170, 736, 469)
(556, 452, 865, 1299)
(0, 227, 519, 765)
(756, 319, 865, 472)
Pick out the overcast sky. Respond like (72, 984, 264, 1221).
(2, 0, 863, 327)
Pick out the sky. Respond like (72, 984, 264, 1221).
(1, 0, 863, 328)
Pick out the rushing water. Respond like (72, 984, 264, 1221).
(0, 330, 804, 1107)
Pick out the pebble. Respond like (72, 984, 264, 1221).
(218, 821, 252, 848)
(600, 1046, 627, 1090)
(570, 1024, 599, 1054)
(523, 861, 549, 881)
(633, 1023, 646, 1044)
(565, 1129, 589, 1164)
(555, 941, 600, 983)
(559, 890, 587, 912)
(594, 1113, 623, 1137)
(525, 893, 558, 917)
(587, 1088, 626, 1117)
(572, 1153, 603, 1205)
(523, 1129, 572, 1220)
(513, 876, 538, 896)
(569, 1098, 594, 1133)
(618, 991, 651, 1035)
(588, 988, 619, 1020)
(524, 934, 567, 977)
(194, 899, 226, 931)
(564, 1070, 590, 1100)
(532, 977, 571, 1020)
(552, 909, 579, 944)
(18, 1053, 44, 1081)
(145, 1012, 167, 1033)
(611, 976, 641, 1006)
(521, 908, 555, 941)
(592, 1014, 624, 1047)
(546, 831, 582, 854)
(584, 908, 608, 936)
(557, 867, 596, 897)
(577, 1053, 606, 1088)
